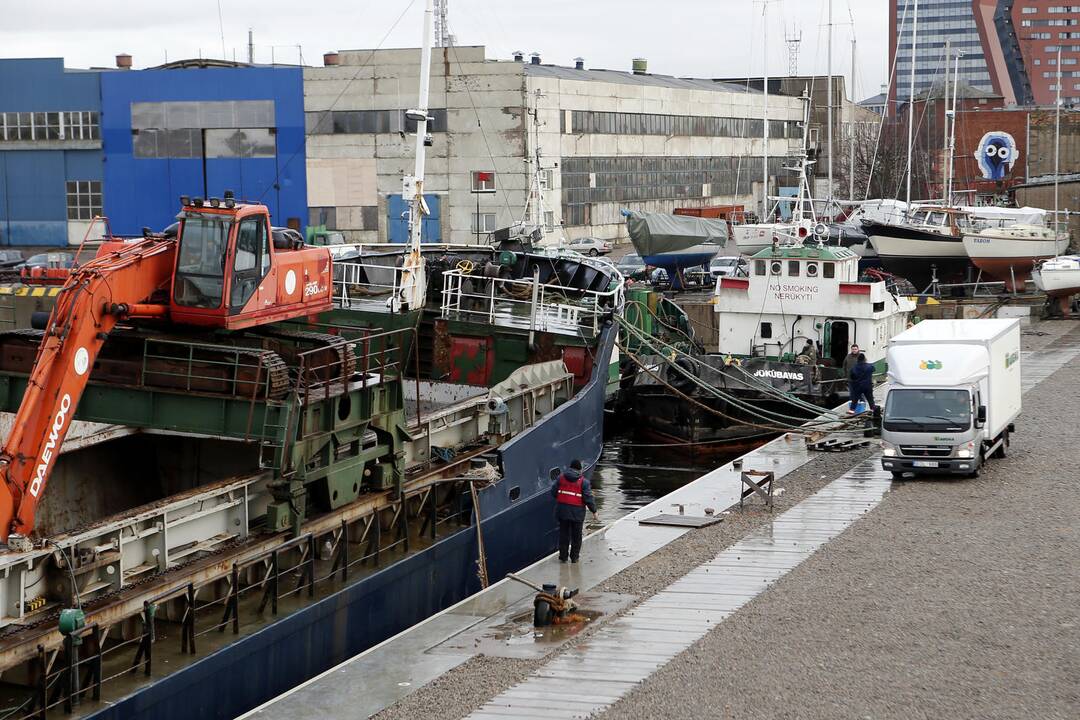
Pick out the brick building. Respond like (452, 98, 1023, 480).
(973, 0, 1080, 107)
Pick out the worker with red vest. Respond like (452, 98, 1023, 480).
(549, 459, 598, 563)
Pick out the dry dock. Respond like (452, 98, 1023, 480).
(246, 320, 1080, 720)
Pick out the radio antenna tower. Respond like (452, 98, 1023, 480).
(785, 27, 802, 76)
(434, 0, 451, 47)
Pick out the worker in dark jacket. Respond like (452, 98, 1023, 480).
(842, 344, 861, 377)
(848, 352, 876, 414)
(550, 459, 598, 563)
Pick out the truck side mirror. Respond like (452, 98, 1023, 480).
(976, 405, 986, 426)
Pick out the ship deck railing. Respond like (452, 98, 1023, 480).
(439, 268, 621, 338)
(332, 259, 402, 310)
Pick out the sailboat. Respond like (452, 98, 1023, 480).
(963, 224, 1069, 291)
(1032, 47, 1079, 311)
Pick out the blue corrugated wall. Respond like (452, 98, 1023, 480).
(0, 58, 102, 246)
(100, 66, 307, 236)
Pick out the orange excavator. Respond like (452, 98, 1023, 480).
(0, 193, 332, 543)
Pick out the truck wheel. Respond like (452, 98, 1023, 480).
(967, 466, 980, 479)
(992, 431, 1009, 459)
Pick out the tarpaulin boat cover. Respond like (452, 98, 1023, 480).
(625, 211, 730, 256)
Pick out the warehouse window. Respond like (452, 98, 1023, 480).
(317, 108, 448, 135)
(471, 213, 497, 233)
(63, 111, 99, 140)
(65, 181, 102, 220)
(472, 171, 497, 192)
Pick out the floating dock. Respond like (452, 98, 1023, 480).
(248, 321, 1080, 720)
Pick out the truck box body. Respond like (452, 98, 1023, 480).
(886, 319, 1021, 439)
(882, 319, 1021, 476)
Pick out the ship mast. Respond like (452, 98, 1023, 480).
(826, 0, 833, 211)
(1054, 45, 1061, 238)
(905, 0, 918, 206)
(398, 0, 434, 312)
(761, 0, 776, 221)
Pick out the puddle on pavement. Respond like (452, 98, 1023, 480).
(430, 591, 637, 660)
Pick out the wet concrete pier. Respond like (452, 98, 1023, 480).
(246, 320, 1080, 720)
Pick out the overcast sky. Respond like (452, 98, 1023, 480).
(2, 0, 889, 101)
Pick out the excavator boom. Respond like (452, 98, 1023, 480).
(0, 198, 333, 541)
(0, 239, 176, 539)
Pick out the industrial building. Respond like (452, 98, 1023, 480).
(0, 58, 103, 246)
(304, 46, 806, 244)
(0, 56, 308, 246)
(100, 59, 308, 237)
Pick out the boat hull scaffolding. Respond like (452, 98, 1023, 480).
(84, 325, 616, 720)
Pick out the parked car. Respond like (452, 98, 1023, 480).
(17, 252, 74, 270)
(616, 253, 647, 278)
(0, 251, 23, 269)
(709, 256, 747, 278)
(566, 237, 613, 256)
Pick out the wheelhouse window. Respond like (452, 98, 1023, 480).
(823, 262, 835, 278)
(788, 260, 800, 277)
(760, 321, 772, 339)
(174, 217, 232, 308)
(754, 260, 766, 276)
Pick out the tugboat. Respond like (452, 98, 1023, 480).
(620, 239, 914, 456)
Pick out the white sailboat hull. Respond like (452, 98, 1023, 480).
(1033, 256, 1080, 297)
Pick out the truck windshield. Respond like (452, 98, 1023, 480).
(174, 217, 232, 308)
(884, 389, 971, 431)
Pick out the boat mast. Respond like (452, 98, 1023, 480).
(906, 0, 918, 206)
(946, 49, 960, 205)
(827, 0, 833, 212)
(762, 0, 771, 221)
(1054, 45, 1061, 236)
(398, 0, 434, 311)
(941, 38, 950, 202)
(849, 34, 856, 201)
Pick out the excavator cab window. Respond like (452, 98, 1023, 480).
(174, 216, 232, 308)
(230, 215, 270, 311)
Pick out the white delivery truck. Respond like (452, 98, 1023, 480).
(880, 319, 1021, 478)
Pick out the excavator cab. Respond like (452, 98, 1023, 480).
(169, 193, 331, 329)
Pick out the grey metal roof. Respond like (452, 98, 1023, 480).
(523, 63, 762, 94)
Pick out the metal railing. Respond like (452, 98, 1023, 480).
(333, 260, 402, 308)
(0, 477, 480, 720)
(440, 269, 621, 337)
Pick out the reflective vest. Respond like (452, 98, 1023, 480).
(556, 474, 585, 507)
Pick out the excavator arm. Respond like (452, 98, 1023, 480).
(0, 239, 176, 541)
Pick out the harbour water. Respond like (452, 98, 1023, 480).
(591, 434, 748, 522)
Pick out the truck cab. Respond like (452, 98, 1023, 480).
(881, 379, 985, 476)
(880, 319, 1020, 478)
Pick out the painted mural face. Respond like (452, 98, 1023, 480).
(974, 131, 1018, 181)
